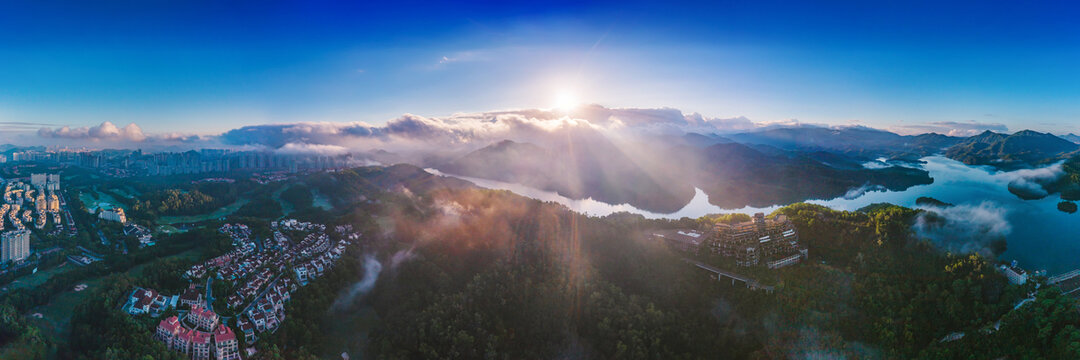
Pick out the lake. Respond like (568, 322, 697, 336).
(428, 156, 1080, 274)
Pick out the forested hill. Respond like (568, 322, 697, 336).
(944, 130, 1079, 167)
(688, 142, 933, 208)
(440, 139, 933, 211)
(306, 163, 475, 208)
(440, 139, 694, 213)
(359, 181, 1079, 358)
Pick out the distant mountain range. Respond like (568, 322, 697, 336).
(1060, 133, 1080, 144)
(726, 126, 962, 158)
(440, 132, 695, 212)
(439, 136, 932, 212)
(726, 126, 1079, 167)
(685, 142, 932, 208)
(374, 125, 1080, 212)
(944, 130, 1079, 167)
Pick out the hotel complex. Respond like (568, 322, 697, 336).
(710, 213, 807, 269)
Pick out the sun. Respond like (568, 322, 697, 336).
(552, 88, 580, 111)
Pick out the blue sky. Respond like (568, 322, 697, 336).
(2, 0, 1080, 141)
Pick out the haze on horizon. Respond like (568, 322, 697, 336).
(2, 1, 1080, 147)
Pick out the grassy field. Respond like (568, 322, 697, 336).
(77, 186, 124, 213)
(3, 263, 73, 292)
(24, 249, 203, 346)
(26, 276, 104, 346)
(158, 197, 250, 225)
(154, 224, 187, 235)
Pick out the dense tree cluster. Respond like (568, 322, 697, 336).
(1059, 200, 1078, 214)
(1047, 155, 1080, 201)
(771, 203, 1040, 357)
(364, 188, 757, 359)
(0, 303, 51, 359)
(131, 182, 239, 217)
(234, 195, 284, 219)
(280, 185, 314, 210)
(67, 275, 183, 360)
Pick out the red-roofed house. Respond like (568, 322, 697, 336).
(128, 288, 158, 315)
(172, 327, 193, 355)
(190, 305, 219, 331)
(191, 330, 213, 360)
(213, 324, 241, 360)
(155, 316, 182, 347)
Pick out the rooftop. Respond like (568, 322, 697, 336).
(191, 330, 212, 344)
(214, 324, 236, 343)
(158, 316, 181, 333)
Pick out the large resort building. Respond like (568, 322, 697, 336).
(711, 213, 807, 268)
(651, 212, 807, 269)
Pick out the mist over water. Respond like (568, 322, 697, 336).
(430, 156, 1080, 274)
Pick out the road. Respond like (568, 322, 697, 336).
(205, 276, 215, 311)
(682, 258, 774, 292)
(238, 272, 286, 316)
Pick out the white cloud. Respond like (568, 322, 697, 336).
(891, 120, 1009, 137)
(275, 142, 350, 155)
(842, 184, 885, 200)
(914, 201, 1011, 256)
(37, 121, 146, 142)
(1000, 162, 1065, 198)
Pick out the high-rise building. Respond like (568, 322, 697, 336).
(1, 230, 30, 263)
(99, 206, 127, 223)
(35, 192, 46, 214)
(46, 174, 60, 191)
(30, 173, 47, 189)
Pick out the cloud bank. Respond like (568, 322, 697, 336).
(213, 105, 819, 155)
(38, 121, 147, 142)
(842, 184, 885, 200)
(914, 201, 1011, 256)
(23, 105, 1044, 157)
(1002, 163, 1065, 199)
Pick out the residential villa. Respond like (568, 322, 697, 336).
(191, 329, 213, 360)
(179, 283, 203, 308)
(213, 324, 241, 360)
(155, 316, 183, 348)
(189, 305, 219, 331)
